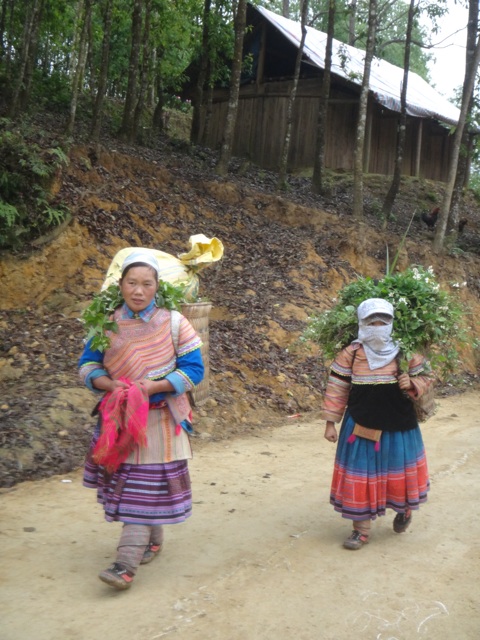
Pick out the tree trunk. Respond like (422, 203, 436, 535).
(85, 9, 95, 96)
(348, 0, 357, 46)
(191, 0, 212, 144)
(381, 0, 416, 223)
(18, 0, 46, 111)
(463, 132, 475, 187)
(2, 0, 13, 73)
(8, 0, 42, 117)
(277, 0, 309, 190)
(216, 0, 247, 176)
(0, 0, 8, 61)
(152, 62, 165, 132)
(119, 0, 144, 141)
(132, 0, 152, 142)
(282, 0, 290, 19)
(90, 0, 113, 141)
(200, 82, 214, 146)
(312, 0, 335, 195)
(433, 5, 480, 252)
(65, 0, 93, 136)
(68, 0, 84, 80)
(352, 0, 377, 220)
(447, 0, 479, 238)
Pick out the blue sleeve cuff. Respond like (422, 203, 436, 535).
(165, 371, 187, 396)
(85, 369, 109, 393)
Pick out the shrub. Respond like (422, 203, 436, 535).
(30, 70, 72, 113)
(164, 95, 192, 113)
(0, 119, 69, 250)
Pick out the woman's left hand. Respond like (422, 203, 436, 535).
(398, 372, 413, 391)
(142, 379, 158, 396)
(142, 378, 175, 396)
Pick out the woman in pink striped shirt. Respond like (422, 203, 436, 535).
(79, 250, 204, 589)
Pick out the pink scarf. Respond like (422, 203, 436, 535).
(93, 378, 149, 473)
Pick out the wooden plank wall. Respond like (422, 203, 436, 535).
(419, 120, 452, 181)
(204, 80, 451, 181)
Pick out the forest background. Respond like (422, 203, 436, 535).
(1, 0, 480, 252)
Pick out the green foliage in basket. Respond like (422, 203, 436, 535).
(80, 280, 187, 352)
(303, 266, 468, 376)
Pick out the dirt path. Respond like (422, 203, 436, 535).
(1, 390, 479, 640)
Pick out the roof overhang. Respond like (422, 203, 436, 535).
(254, 4, 460, 127)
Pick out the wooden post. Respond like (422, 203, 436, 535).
(414, 119, 423, 177)
(256, 23, 267, 87)
(363, 97, 373, 172)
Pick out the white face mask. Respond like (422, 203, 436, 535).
(358, 323, 393, 352)
(355, 320, 399, 369)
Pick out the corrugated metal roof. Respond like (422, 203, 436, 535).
(256, 5, 460, 126)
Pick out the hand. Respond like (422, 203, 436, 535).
(398, 372, 413, 391)
(92, 376, 129, 393)
(142, 379, 160, 396)
(142, 378, 175, 396)
(324, 422, 338, 443)
(110, 379, 130, 391)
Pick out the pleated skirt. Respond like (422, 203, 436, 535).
(330, 411, 429, 521)
(84, 437, 192, 525)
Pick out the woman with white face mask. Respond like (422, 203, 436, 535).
(321, 298, 433, 550)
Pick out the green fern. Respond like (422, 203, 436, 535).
(43, 204, 67, 226)
(0, 119, 71, 249)
(0, 200, 20, 227)
(48, 147, 69, 166)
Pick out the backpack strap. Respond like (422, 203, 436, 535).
(170, 309, 182, 354)
(170, 309, 196, 408)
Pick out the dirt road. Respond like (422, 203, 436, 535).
(1, 390, 479, 640)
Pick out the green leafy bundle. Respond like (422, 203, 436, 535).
(80, 280, 187, 352)
(303, 266, 468, 376)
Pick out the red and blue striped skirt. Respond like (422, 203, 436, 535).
(84, 441, 192, 525)
(330, 412, 429, 521)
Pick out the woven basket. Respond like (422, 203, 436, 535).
(181, 302, 212, 406)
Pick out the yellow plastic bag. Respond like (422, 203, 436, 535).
(177, 234, 224, 267)
(102, 235, 224, 302)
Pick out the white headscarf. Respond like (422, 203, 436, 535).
(121, 250, 160, 279)
(353, 298, 399, 370)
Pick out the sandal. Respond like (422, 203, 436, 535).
(140, 542, 163, 565)
(393, 509, 412, 533)
(343, 530, 369, 550)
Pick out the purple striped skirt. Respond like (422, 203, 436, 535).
(84, 454, 192, 525)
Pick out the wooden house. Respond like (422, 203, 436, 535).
(199, 4, 460, 181)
